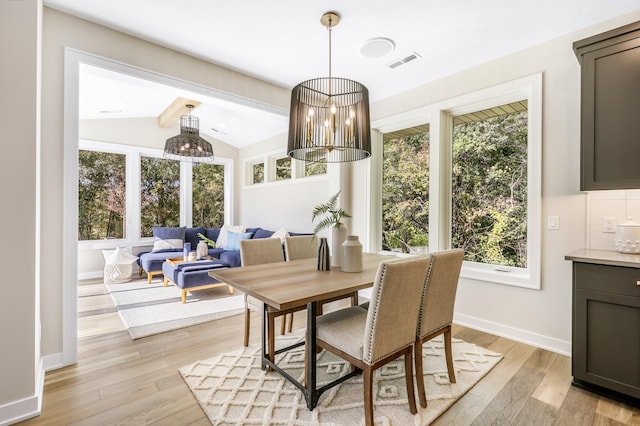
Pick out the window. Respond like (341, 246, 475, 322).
(78, 150, 126, 240)
(375, 74, 541, 288)
(305, 161, 327, 177)
(78, 140, 231, 246)
(252, 162, 264, 184)
(382, 124, 430, 254)
(192, 163, 225, 227)
(452, 103, 528, 268)
(140, 156, 181, 237)
(275, 157, 292, 181)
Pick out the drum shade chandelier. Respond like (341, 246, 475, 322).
(288, 12, 371, 163)
(164, 104, 215, 163)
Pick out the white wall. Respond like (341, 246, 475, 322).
(238, 134, 331, 233)
(0, 0, 41, 422)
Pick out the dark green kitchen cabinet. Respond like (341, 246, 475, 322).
(574, 21, 640, 190)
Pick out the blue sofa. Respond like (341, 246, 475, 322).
(138, 226, 309, 283)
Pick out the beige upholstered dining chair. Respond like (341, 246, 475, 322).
(414, 249, 464, 408)
(316, 256, 430, 426)
(283, 235, 317, 261)
(240, 238, 306, 363)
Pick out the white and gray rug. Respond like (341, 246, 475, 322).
(180, 334, 503, 425)
(106, 279, 245, 339)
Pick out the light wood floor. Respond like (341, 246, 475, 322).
(18, 279, 640, 425)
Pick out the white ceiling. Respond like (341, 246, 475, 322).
(48, 0, 640, 148)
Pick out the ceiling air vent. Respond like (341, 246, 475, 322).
(387, 52, 422, 69)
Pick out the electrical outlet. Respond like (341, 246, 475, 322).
(602, 217, 617, 233)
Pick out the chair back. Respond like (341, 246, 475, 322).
(363, 256, 430, 364)
(284, 236, 317, 261)
(417, 249, 464, 339)
(239, 238, 285, 266)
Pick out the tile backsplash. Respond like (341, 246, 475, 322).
(587, 189, 640, 250)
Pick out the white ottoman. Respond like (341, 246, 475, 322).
(102, 247, 139, 283)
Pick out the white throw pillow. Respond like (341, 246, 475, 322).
(216, 224, 246, 248)
(271, 227, 290, 243)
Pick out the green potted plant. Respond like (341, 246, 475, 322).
(312, 191, 351, 267)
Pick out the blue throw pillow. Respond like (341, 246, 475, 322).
(224, 231, 253, 251)
(151, 226, 186, 252)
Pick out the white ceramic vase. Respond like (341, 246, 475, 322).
(197, 240, 208, 259)
(331, 225, 347, 267)
(342, 235, 363, 272)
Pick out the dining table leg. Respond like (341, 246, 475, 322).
(305, 301, 318, 410)
(261, 304, 267, 370)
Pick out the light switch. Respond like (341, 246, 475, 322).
(602, 217, 616, 233)
(547, 215, 559, 230)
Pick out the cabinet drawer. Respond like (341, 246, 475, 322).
(574, 262, 640, 297)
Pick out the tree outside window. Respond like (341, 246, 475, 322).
(140, 156, 180, 237)
(305, 161, 327, 177)
(451, 104, 528, 268)
(252, 162, 264, 184)
(192, 163, 225, 227)
(382, 126, 430, 253)
(78, 150, 126, 240)
(276, 157, 291, 181)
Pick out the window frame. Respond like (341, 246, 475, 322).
(78, 140, 233, 250)
(373, 73, 542, 289)
(243, 149, 327, 188)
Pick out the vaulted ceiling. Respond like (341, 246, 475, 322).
(47, 0, 640, 148)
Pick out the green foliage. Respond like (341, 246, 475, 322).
(275, 157, 291, 181)
(451, 111, 528, 268)
(312, 191, 352, 235)
(382, 131, 430, 253)
(197, 232, 216, 248)
(78, 150, 126, 240)
(192, 163, 224, 228)
(140, 156, 181, 237)
(253, 163, 264, 184)
(305, 161, 327, 177)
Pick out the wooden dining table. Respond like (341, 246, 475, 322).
(209, 252, 395, 410)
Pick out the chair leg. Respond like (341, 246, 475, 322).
(227, 285, 234, 295)
(404, 349, 417, 415)
(444, 326, 456, 383)
(280, 315, 286, 335)
(363, 366, 375, 426)
(147, 273, 153, 284)
(415, 339, 428, 408)
(243, 307, 250, 347)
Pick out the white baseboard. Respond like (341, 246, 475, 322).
(78, 270, 103, 281)
(453, 312, 571, 356)
(43, 352, 65, 372)
(0, 359, 44, 425)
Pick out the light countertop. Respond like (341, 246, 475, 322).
(565, 248, 640, 268)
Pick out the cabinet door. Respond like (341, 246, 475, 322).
(574, 288, 640, 398)
(580, 37, 640, 190)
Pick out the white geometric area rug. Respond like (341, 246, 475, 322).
(180, 334, 503, 425)
(106, 279, 244, 339)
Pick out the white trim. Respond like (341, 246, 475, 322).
(0, 359, 44, 425)
(454, 312, 571, 356)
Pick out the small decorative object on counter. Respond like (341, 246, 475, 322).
(197, 240, 208, 260)
(615, 217, 640, 254)
(188, 251, 197, 262)
(342, 235, 363, 272)
(183, 242, 191, 261)
(318, 237, 330, 271)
